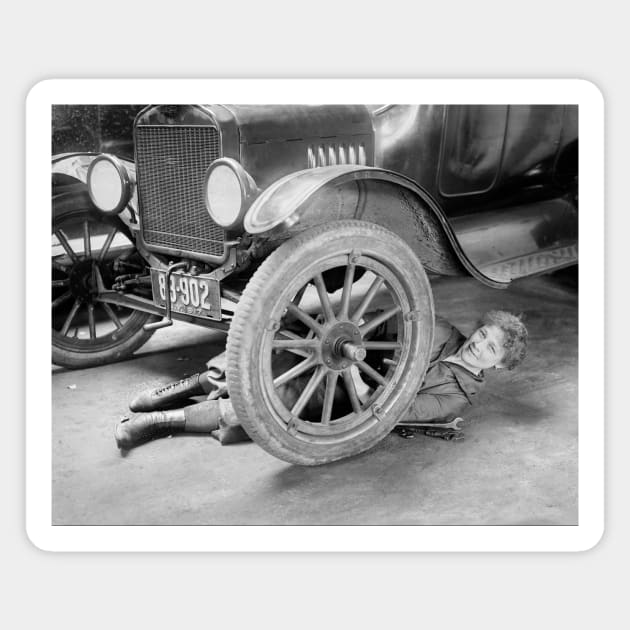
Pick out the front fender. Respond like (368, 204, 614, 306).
(244, 166, 508, 289)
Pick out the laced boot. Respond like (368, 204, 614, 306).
(115, 409, 186, 449)
(129, 373, 207, 412)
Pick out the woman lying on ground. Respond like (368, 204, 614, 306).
(114, 310, 528, 450)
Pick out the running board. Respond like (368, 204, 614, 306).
(449, 197, 578, 284)
(477, 243, 578, 282)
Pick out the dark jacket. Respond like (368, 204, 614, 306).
(399, 317, 485, 423)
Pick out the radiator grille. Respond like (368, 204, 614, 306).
(135, 125, 225, 257)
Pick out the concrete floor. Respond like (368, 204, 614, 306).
(52, 272, 578, 525)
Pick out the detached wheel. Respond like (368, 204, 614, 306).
(226, 220, 434, 465)
(52, 193, 157, 369)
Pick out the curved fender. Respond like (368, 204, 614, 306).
(244, 165, 509, 289)
(53, 152, 102, 184)
(52, 152, 139, 227)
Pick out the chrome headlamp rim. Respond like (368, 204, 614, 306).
(204, 158, 258, 230)
(86, 154, 132, 215)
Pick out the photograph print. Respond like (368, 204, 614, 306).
(41, 95, 591, 545)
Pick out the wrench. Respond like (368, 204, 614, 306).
(423, 428, 465, 441)
(398, 417, 466, 431)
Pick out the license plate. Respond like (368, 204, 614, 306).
(150, 269, 221, 321)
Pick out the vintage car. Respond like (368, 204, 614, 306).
(51, 104, 578, 464)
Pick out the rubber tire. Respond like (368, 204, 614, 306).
(51, 191, 158, 369)
(226, 220, 435, 465)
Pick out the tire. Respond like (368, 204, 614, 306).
(226, 220, 435, 465)
(51, 192, 158, 369)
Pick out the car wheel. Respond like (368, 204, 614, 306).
(51, 193, 158, 369)
(226, 220, 435, 465)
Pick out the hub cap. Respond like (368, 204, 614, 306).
(321, 321, 365, 371)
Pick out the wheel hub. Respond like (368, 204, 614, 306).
(321, 321, 365, 371)
(68, 259, 97, 301)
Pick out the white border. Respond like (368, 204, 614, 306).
(26, 79, 604, 552)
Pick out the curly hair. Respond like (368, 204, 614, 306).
(479, 310, 528, 370)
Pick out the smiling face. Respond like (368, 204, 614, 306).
(458, 324, 507, 372)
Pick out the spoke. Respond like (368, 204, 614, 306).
(102, 302, 123, 329)
(52, 290, 73, 310)
(83, 221, 92, 258)
(342, 369, 362, 413)
(274, 330, 310, 358)
(273, 355, 317, 388)
(338, 263, 356, 320)
(60, 298, 82, 336)
(51, 278, 70, 289)
(313, 273, 335, 323)
(290, 367, 327, 417)
(320, 371, 339, 425)
(285, 303, 324, 336)
(359, 305, 402, 336)
(362, 341, 402, 351)
(98, 226, 117, 263)
(52, 260, 71, 274)
(272, 338, 320, 350)
(356, 360, 388, 387)
(351, 276, 384, 323)
(87, 303, 96, 339)
(54, 230, 79, 264)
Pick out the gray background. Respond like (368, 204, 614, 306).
(6, 1, 623, 629)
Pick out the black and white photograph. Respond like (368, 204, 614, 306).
(27, 80, 602, 551)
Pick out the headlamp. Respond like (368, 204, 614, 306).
(204, 158, 257, 230)
(87, 155, 132, 215)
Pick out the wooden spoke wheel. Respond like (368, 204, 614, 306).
(52, 195, 157, 368)
(226, 221, 434, 465)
